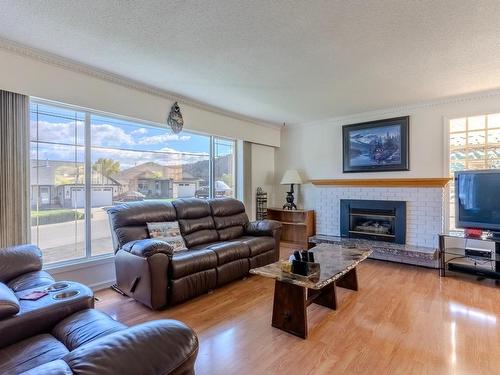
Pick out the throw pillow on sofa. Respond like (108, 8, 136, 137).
(147, 221, 187, 252)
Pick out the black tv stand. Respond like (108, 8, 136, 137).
(439, 233, 500, 280)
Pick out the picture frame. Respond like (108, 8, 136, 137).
(342, 116, 409, 173)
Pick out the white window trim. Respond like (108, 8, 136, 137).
(44, 253, 114, 272)
(443, 111, 500, 234)
(443, 115, 452, 234)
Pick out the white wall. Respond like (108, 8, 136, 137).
(46, 257, 115, 291)
(276, 91, 500, 209)
(0, 45, 280, 147)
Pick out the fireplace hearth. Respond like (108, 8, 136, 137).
(340, 199, 406, 244)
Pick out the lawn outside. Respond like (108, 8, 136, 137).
(31, 209, 85, 225)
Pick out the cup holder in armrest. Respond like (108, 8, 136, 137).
(45, 282, 71, 292)
(53, 290, 80, 300)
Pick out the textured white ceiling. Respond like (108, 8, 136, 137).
(1, 1, 500, 125)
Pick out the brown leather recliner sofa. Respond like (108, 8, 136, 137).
(0, 244, 198, 374)
(107, 198, 282, 309)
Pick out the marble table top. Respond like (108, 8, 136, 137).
(310, 234, 437, 259)
(250, 243, 372, 290)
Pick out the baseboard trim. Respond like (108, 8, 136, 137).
(89, 279, 116, 291)
(44, 255, 115, 274)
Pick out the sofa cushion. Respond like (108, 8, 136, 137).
(249, 249, 276, 269)
(204, 241, 250, 265)
(239, 236, 275, 256)
(170, 270, 217, 305)
(147, 221, 187, 252)
(188, 241, 223, 251)
(209, 198, 249, 241)
(107, 201, 178, 228)
(0, 282, 20, 319)
(183, 229, 219, 248)
(173, 199, 219, 247)
(216, 259, 250, 286)
(171, 250, 218, 279)
(52, 309, 126, 351)
(0, 334, 69, 374)
(18, 359, 72, 375)
(114, 226, 149, 249)
(180, 216, 215, 235)
(106, 201, 177, 250)
(173, 198, 212, 219)
(62, 320, 199, 375)
(216, 226, 243, 241)
(7, 271, 54, 292)
(209, 198, 246, 217)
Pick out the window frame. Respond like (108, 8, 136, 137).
(212, 136, 237, 200)
(443, 115, 452, 233)
(30, 98, 238, 267)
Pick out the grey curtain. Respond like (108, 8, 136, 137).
(0, 90, 30, 248)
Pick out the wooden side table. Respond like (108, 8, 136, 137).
(266, 208, 315, 247)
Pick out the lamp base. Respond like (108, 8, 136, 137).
(282, 202, 297, 210)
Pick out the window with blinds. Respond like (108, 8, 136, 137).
(448, 113, 500, 230)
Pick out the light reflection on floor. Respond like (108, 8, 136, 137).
(450, 321, 456, 366)
(448, 301, 497, 325)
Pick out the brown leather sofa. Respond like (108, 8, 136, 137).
(0, 244, 95, 349)
(0, 244, 199, 374)
(107, 198, 282, 309)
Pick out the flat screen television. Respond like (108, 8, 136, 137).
(455, 170, 500, 233)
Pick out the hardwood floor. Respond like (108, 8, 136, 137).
(95, 246, 500, 375)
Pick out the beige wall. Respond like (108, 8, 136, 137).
(0, 47, 280, 147)
(247, 143, 276, 220)
(276, 91, 500, 209)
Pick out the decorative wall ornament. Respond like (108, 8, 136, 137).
(167, 102, 184, 133)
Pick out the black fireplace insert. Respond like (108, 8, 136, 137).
(340, 199, 406, 244)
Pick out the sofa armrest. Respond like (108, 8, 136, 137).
(246, 220, 282, 262)
(63, 320, 199, 375)
(0, 282, 94, 349)
(122, 239, 174, 258)
(0, 244, 43, 283)
(0, 282, 20, 319)
(245, 220, 282, 237)
(115, 246, 171, 309)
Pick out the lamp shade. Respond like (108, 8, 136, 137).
(280, 169, 303, 185)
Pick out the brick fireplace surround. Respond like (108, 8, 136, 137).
(308, 180, 449, 268)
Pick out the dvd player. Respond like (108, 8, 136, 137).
(464, 248, 492, 259)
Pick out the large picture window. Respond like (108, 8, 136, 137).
(30, 103, 86, 263)
(448, 113, 500, 230)
(30, 100, 236, 264)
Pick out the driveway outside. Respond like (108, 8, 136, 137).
(31, 208, 113, 264)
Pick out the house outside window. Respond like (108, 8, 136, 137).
(30, 100, 237, 265)
(448, 113, 500, 230)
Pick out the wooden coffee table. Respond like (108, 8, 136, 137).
(250, 243, 372, 339)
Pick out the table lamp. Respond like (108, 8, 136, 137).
(280, 169, 303, 210)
